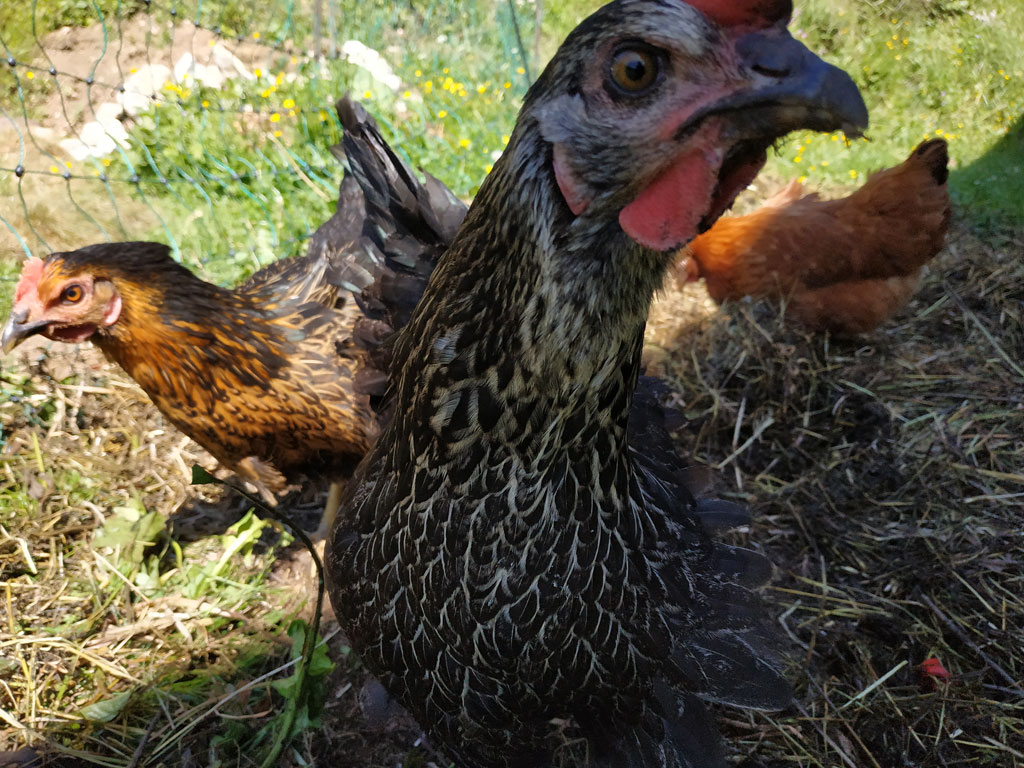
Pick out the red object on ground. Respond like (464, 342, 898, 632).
(920, 657, 951, 689)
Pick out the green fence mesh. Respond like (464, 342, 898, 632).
(0, 0, 545, 294)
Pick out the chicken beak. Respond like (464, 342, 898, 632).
(2, 308, 49, 354)
(711, 25, 869, 138)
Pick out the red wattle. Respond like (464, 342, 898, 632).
(619, 147, 718, 252)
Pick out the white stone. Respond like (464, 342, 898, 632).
(174, 52, 228, 90)
(210, 42, 254, 81)
(79, 122, 121, 154)
(341, 40, 400, 91)
(59, 137, 93, 162)
(118, 64, 171, 117)
(173, 52, 196, 84)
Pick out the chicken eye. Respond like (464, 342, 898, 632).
(62, 284, 84, 303)
(610, 48, 660, 94)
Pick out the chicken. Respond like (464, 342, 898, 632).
(325, 1, 867, 766)
(1, 100, 458, 518)
(677, 138, 951, 335)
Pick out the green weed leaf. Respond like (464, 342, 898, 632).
(80, 690, 132, 723)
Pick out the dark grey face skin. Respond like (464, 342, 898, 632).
(326, 2, 867, 767)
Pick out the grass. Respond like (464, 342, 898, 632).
(0, 0, 1023, 766)
(773, 0, 1024, 227)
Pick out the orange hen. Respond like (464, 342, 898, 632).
(679, 138, 952, 335)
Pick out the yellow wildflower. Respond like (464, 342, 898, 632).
(283, 98, 295, 109)
(270, 113, 281, 122)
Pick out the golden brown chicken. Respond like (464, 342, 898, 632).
(1, 100, 458, 513)
(678, 138, 951, 335)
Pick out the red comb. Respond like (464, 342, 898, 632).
(687, 0, 792, 29)
(14, 257, 46, 304)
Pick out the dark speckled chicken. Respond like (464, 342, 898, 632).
(326, 0, 867, 766)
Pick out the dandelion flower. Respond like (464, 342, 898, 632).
(270, 113, 281, 123)
(438, 109, 448, 118)
(459, 138, 471, 149)
(25, 71, 34, 80)
(283, 98, 295, 109)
